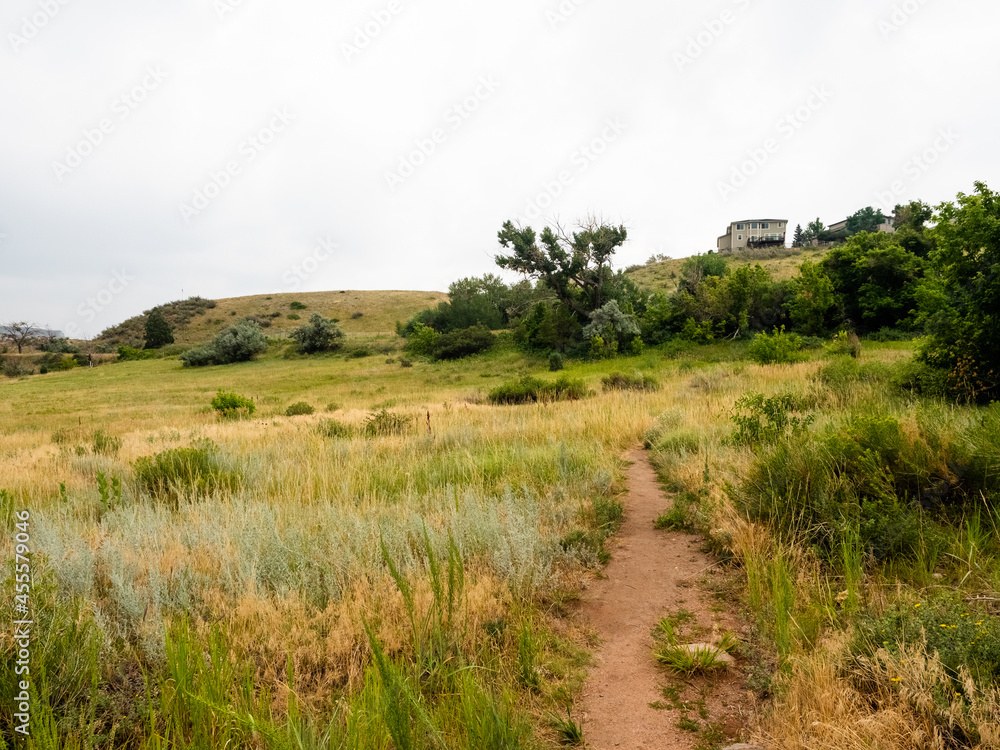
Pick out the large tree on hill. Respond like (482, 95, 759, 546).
(1, 321, 38, 354)
(792, 224, 805, 247)
(920, 181, 1000, 402)
(845, 206, 887, 236)
(496, 218, 629, 320)
(805, 218, 825, 242)
(144, 309, 175, 349)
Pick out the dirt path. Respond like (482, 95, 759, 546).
(578, 449, 748, 750)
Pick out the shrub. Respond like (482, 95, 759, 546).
(117, 345, 155, 362)
(92, 429, 123, 456)
(0, 357, 29, 378)
(287, 314, 300, 321)
(430, 323, 496, 360)
(285, 402, 315, 416)
(210, 390, 256, 420)
(364, 409, 412, 437)
(347, 347, 372, 359)
(747, 326, 805, 365)
(487, 375, 590, 405)
(400, 358, 413, 368)
(144, 309, 175, 349)
(351, 312, 364, 319)
(549, 352, 565, 371)
(289, 314, 345, 354)
(826, 330, 862, 358)
(289, 301, 307, 310)
(133, 440, 240, 503)
(893, 359, 949, 397)
(602, 371, 660, 392)
(180, 320, 268, 367)
(317, 419, 353, 438)
(405, 323, 440, 356)
(729, 392, 814, 445)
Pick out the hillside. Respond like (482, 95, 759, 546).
(625, 246, 827, 293)
(97, 289, 448, 347)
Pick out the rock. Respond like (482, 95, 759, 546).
(680, 643, 734, 664)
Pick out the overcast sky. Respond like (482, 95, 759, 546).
(1, 0, 996, 337)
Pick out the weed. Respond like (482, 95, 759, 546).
(550, 711, 584, 745)
(602, 371, 660, 392)
(92, 429, 123, 456)
(364, 409, 412, 437)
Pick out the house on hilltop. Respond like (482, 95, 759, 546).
(827, 215, 896, 235)
(717, 219, 788, 253)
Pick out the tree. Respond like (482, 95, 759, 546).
(920, 181, 1000, 402)
(496, 218, 628, 320)
(805, 218, 825, 241)
(845, 206, 887, 236)
(792, 224, 805, 247)
(144, 309, 175, 349)
(290, 314, 344, 354)
(1, 321, 37, 354)
(892, 200, 936, 258)
(788, 261, 836, 335)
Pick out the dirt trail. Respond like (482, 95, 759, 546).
(578, 449, 748, 750)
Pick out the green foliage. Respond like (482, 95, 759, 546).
(180, 320, 268, 367)
(289, 301, 307, 310)
(96, 470, 123, 510)
(845, 206, 887, 236)
(823, 231, 926, 333)
(316, 418, 353, 438)
(92, 429, 123, 456)
(365, 409, 413, 437)
(679, 318, 716, 343)
(548, 352, 564, 371)
(746, 326, 805, 365)
(487, 375, 590, 405)
(678, 252, 729, 290)
(854, 595, 1000, 691)
(496, 218, 629, 320)
(133, 440, 240, 503)
(117, 345, 156, 361)
(144, 308, 175, 349)
(97, 296, 216, 348)
(285, 401, 315, 416)
(290, 314, 345, 354)
(920, 181, 1000, 403)
(515, 302, 582, 353)
(430, 323, 497, 360)
(601, 371, 660, 392)
(210, 390, 256, 419)
(549, 711, 584, 745)
(826, 330, 862, 358)
(789, 261, 836, 335)
(729, 392, 814, 445)
(404, 322, 441, 356)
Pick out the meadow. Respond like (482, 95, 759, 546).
(1, 333, 999, 749)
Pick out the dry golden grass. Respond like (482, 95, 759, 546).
(626, 247, 828, 293)
(167, 289, 448, 343)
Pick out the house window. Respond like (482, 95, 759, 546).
(761, 222, 770, 229)
(736, 223, 744, 230)
(738, 235, 742, 241)
(751, 222, 758, 229)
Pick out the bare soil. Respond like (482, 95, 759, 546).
(578, 449, 751, 749)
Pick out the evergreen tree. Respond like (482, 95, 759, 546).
(792, 224, 805, 247)
(144, 309, 174, 349)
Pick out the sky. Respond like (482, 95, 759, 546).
(0, 0, 997, 338)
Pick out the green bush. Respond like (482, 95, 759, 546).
(289, 314, 345, 354)
(289, 301, 307, 310)
(549, 352, 565, 371)
(893, 358, 949, 398)
(285, 402, 315, 416)
(317, 419, 353, 438)
(854, 595, 1000, 691)
(487, 375, 590, 405)
(825, 330, 861, 358)
(405, 323, 440, 356)
(430, 324, 496, 360)
(287, 313, 300, 321)
(180, 320, 268, 367)
(92, 429, 123, 456)
(364, 409, 413, 437)
(816, 357, 891, 393)
(117, 345, 156, 362)
(133, 440, 240, 503)
(601, 371, 660, 392)
(747, 326, 805, 365)
(729, 392, 813, 445)
(210, 390, 256, 420)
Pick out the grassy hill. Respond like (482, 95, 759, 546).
(625, 246, 828, 293)
(97, 289, 448, 347)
